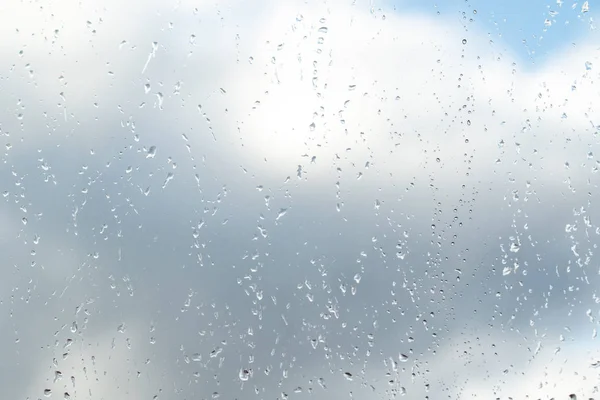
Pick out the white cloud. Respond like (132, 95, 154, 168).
(2, 0, 600, 398)
(206, 1, 600, 193)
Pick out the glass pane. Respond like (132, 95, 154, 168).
(1, 0, 598, 398)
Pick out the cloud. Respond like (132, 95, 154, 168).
(2, 0, 600, 399)
(22, 321, 160, 400)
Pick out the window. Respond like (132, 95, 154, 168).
(1, 0, 598, 398)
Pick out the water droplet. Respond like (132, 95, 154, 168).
(44, 389, 52, 397)
(582, 1, 589, 13)
(162, 172, 174, 189)
(210, 347, 223, 358)
(146, 146, 157, 158)
(239, 368, 251, 381)
(585, 61, 593, 70)
(399, 353, 409, 362)
(462, 38, 467, 45)
(343, 372, 353, 381)
(276, 208, 287, 221)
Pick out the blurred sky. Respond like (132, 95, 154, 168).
(0, 0, 599, 399)
(400, 0, 594, 64)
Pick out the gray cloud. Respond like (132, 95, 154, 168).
(1, 1, 600, 399)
